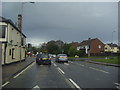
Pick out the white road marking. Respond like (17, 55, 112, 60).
(13, 62, 35, 78)
(69, 61, 73, 63)
(114, 83, 120, 86)
(57, 67, 65, 74)
(2, 81, 10, 87)
(69, 78, 81, 90)
(53, 63, 57, 67)
(89, 67, 109, 74)
(64, 63, 69, 66)
(114, 82, 120, 89)
(51, 61, 53, 63)
(33, 85, 40, 88)
(78, 64, 84, 67)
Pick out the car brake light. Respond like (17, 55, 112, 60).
(58, 56, 60, 58)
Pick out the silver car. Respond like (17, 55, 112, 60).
(55, 54, 68, 63)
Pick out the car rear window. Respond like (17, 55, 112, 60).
(41, 54, 49, 58)
(37, 54, 42, 57)
(58, 54, 67, 56)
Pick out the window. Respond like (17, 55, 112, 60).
(9, 49, 11, 55)
(0, 25, 6, 38)
(12, 48, 15, 59)
(98, 45, 101, 49)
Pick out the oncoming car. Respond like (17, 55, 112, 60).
(55, 54, 68, 63)
(36, 54, 51, 65)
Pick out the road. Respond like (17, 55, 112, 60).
(2, 58, 120, 90)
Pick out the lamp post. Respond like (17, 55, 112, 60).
(19, 2, 35, 61)
(111, 31, 116, 54)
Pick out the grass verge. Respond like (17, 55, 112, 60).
(91, 56, 120, 64)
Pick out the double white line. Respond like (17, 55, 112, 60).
(2, 81, 10, 87)
(57, 67, 65, 74)
(69, 78, 82, 90)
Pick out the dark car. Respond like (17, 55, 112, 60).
(36, 54, 51, 65)
(55, 54, 68, 63)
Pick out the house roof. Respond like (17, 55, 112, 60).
(0, 16, 26, 38)
(79, 38, 100, 46)
(107, 43, 118, 47)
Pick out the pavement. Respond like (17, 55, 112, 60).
(2, 58, 120, 89)
(2, 57, 35, 84)
(69, 57, 120, 67)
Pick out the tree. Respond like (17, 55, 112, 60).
(62, 43, 71, 55)
(68, 46, 78, 57)
(46, 43, 59, 54)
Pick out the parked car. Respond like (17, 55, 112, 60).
(55, 54, 68, 63)
(36, 54, 51, 65)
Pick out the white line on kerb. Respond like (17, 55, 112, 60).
(13, 62, 35, 78)
(57, 67, 65, 74)
(2, 81, 10, 87)
(69, 78, 81, 90)
(89, 67, 109, 74)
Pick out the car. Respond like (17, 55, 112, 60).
(55, 54, 68, 63)
(36, 54, 51, 65)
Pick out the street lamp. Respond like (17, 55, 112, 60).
(19, 2, 35, 60)
(112, 31, 116, 44)
(111, 31, 116, 54)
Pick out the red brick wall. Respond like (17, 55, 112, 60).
(90, 39, 104, 54)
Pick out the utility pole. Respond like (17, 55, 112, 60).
(19, 2, 35, 61)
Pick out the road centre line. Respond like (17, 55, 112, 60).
(77, 63, 85, 67)
(69, 61, 73, 63)
(114, 83, 120, 86)
(13, 62, 35, 78)
(69, 78, 82, 90)
(57, 67, 65, 74)
(89, 67, 109, 74)
(53, 63, 57, 67)
(2, 81, 10, 87)
(64, 63, 69, 66)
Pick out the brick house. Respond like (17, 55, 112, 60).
(77, 38, 104, 55)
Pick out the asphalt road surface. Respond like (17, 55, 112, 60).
(2, 58, 120, 90)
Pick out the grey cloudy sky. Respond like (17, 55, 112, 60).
(2, 2, 118, 46)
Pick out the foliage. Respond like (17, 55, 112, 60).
(46, 43, 59, 54)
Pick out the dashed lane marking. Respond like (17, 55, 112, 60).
(89, 67, 110, 74)
(13, 62, 35, 78)
(57, 67, 65, 74)
(53, 63, 57, 67)
(78, 64, 85, 67)
(51, 61, 53, 63)
(2, 81, 10, 87)
(69, 61, 73, 63)
(64, 63, 69, 66)
(69, 78, 82, 90)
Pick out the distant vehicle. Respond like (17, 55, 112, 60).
(36, 54, 51, 65)
(55, 54, 68, 63)
(49, 54, 56, 58)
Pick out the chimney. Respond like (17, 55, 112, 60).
(18, 14, 22, 32)
(88, 38, 91, 40)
